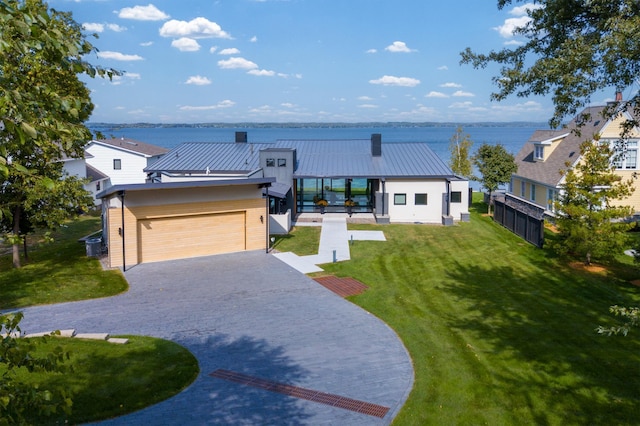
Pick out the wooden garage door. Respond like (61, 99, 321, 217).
(138, 211, 246, 263)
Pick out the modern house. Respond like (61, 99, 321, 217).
(511, 104, 640, 215)
(144, 133, 470, 225)
(97, 178, 274, 269)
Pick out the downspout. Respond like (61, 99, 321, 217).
(446, 179, 451, 216)
(381, 178, 386, 216)
(265, 186, 270, 253)
(119, 190, 126, 271)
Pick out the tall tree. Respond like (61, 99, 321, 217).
(448, 126, 474, 178)
(553, 140, 635, 264)
(473, 143, 517, 214)
(460, 0, 640, 129)
(0, 0, 117, 267)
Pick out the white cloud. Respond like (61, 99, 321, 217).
(219, 47, 240, 55)
(218, 57, 258, 70)
(118, 4, 170, 21)
(83, 23, 104, 32)
(180, 100, 235, 111)
(369, 75, 420, 87)
(97, 51, 143, 61)
(124, 72, 141, 79)
(358, 104, 378, 109)
(504, 39, 524, 46)
(440, 82, 462, 88)
(185, 75, 211, 85)
(453, 90, 475, 97)
(384, 41, 416, 53)
(358, 96, 373, 101)
(366, 48, 377, 54)
(250, 36, 258, 42)
(494, 16, 531, 38)
(171, 37, 200, 52)
(209, 46, 218, 54)
(449, 101, 474, 109)
(248, 69, 275, 76)
(281, 103, 295, 108)
(140, 41, 153, 47)
(426, 91, 448, 98)
(437, 65, 448, 71)
(107, 23, 126, 32)
(510, 3, 543, 16)
(160, 17, 231, 39)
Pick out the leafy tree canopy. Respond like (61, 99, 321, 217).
(461, 0, 640, 128)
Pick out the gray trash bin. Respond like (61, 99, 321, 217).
(85, 237, 102, 257)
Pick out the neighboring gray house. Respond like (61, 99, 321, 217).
(145, 133, 469, 225)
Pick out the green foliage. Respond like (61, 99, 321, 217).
(553, 141, 635, 264)
(0, 0, 118, 267)
(473, 143, 517, 214)
(461, 0, 640, 128)
(0, 312, 72, 424)
(597, 305, 640, 336)
(448, 126, 474, 178)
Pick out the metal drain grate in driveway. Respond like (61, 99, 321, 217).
(210, 369, 389, 418)
(313, 276, 369, 297)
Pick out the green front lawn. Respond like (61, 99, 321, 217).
(7, 335, 199, 424)
(0, 215, 128, 308)
(287, 196, 640, 425)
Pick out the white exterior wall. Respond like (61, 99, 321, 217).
(386, 179, 448, 223)
(449, 180, 470, 219)
(85, 143, 150, 185)
(62, 158, 86, 178)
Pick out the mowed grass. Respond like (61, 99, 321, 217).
(6, 335, 199, 424)
(0, 215, 128, 308)
(285, 197, 640, 425)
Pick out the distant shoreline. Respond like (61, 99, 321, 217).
(88, 121, 550, 130)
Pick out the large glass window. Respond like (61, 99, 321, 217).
(394, 193, 406, 205)
(609, 140, 638, 169)
(415, 193, 428, 205)
(296, 178, 373, 213)
(451, 191, 462, 203)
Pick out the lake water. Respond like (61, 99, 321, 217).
(89, 124, 545, 167)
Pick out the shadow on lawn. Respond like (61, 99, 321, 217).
(443, 261, 640, 424)
(37, 333, 312, 425)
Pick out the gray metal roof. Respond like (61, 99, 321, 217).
(97, 177, 275, 199)
(144, 142, 273, 174)
(274, 139, 454, 178)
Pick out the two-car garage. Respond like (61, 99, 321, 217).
(99, 178, 273, 269)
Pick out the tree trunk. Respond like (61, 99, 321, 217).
(12, 207, 21, 268)
(487, 190, 493, 216)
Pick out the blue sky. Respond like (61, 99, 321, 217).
(49, 0, 612, 124)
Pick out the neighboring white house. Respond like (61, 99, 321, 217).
(85, 137, 168, 186)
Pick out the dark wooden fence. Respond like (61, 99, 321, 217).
(492, 194, 545, 248)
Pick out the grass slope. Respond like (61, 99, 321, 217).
(0, 215, 128, 308)
(310, 201, 640, 425)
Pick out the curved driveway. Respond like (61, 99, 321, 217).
(18, 251, 414, 425)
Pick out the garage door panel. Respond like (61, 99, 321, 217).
(139, 212, 245, 263)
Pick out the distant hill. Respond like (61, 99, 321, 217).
(88, 121, 549, 130)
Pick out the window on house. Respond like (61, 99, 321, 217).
(266, 158, 275, 167)
(531, 184, 536, 201)
(610, 140, 638, 169)
(534, 145, 544, 160)
(277, 158, 286, 167)
(521, 181, 526, 197)
(96, 181, 101, 191)
(451, 191, 462, 203)
(394, 193, 406, 205)
(415, 193, 428, 205)
(547, 188, 556, 211)
(113, 159, 121, 170)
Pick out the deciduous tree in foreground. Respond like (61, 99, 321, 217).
(472, 143, 517, 215)
(0, 0, 117, 268)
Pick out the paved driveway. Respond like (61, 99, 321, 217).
(17, 251, 414, 425)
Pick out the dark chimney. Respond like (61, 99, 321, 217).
(235, 131, 247, 143)
(371, 133, 382, 157)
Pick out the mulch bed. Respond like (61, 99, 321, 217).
(313, 276, 369, 298)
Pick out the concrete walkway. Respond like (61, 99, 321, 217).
(16, 251, 413, 425)
(273, 215, 386, 273)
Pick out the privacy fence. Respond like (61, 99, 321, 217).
(492, 193, 545, 248)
